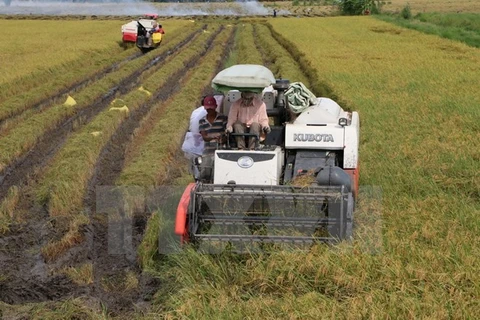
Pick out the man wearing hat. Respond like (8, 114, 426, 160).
(198, 95, 228, 181)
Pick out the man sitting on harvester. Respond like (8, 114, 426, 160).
(226, 91, 271, 150)
(198, 95, 228, 181)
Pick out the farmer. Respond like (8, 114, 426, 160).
(198, 95, 228, 180)
(146, 22, 165, 46)
(226, 91, 270, 150)
(182, 96, 210, 179)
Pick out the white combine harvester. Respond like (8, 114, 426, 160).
(176, 65, 360, 248)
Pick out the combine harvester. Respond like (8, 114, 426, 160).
(176, 65, 360, 250)
(121, 13, 163, 52)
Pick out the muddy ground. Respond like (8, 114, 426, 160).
(0, 23, 234, 317)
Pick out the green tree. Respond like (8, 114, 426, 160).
(337, 0, 383, 15)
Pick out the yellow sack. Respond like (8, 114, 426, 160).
(64, 95, 77, 107)
(152, 33, 162, 44)
(138, 86, 152, 96)
(109, 106, 129, 113)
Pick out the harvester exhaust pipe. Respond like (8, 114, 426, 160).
(273, 79, 290, 109)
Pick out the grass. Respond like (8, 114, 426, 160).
(37, 24, 209, 262)
(1, 11, 480, 318)
(236, 23, 264, 65)
(378, 12, 480, 48)
(261, 0, 480, 17)
(0, 55, 143, 171)
(223, 25, 241, 68)
(0, 47, 135, 123)
(0, 298, 107, 320)
(255, 23, 310, 87)
(0, 19, 192, 90)
(0, 20, 123, 88)
(415, 12, 480, 31)
(137, 212, 162, 270)
(35, 23, 208, 218)
(0, 24, 197, 174)
(101, 271, 139, 292)
(0, 186, 19, 234)
(379, 0, 480, 14)
(61, 263, 94, 286)
(262, 1, 337, 16)
(0, 20, 192, 124)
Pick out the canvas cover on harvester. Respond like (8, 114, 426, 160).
(212, 64, 276, 93)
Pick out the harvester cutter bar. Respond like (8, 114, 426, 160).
(201, 215, 332, 228)
(189, 184, 350, 244)
(194, 234, 334, 244)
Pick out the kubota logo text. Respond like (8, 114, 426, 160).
(293, 133, 334, 142)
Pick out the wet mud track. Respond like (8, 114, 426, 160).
(0, 24, 235, 315)
(0, 28, 202, 308)
(80, 26, 224, 315)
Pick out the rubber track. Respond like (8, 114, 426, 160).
(0, 28, 203, 201)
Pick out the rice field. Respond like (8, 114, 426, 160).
(0, 1, 479, 319)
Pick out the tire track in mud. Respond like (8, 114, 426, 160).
(0, 29, 204, 306)
(0, 29, 201, 203)
(0, 50, 142, 130)
(75, 27, 235, 313)
(78, 26, 236, 315)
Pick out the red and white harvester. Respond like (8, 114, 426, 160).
(121, 13, 159, 43)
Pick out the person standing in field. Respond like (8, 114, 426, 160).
(226, 91, 270, 150)
(155, 24, 165, 35)
(147, 22, 165, 46)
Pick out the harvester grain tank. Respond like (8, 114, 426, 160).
(176, 65, 360, 248)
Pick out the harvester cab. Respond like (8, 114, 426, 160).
(176, 65, 359, 250)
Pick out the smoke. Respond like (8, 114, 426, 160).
(0, 0, 159, 15)
(0, 0, 288, 16)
